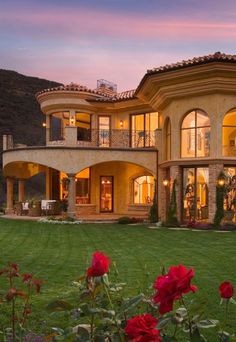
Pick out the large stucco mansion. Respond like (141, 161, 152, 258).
(3, 52, 236, 222)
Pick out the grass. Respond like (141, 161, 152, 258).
(0, 218, 235, 338)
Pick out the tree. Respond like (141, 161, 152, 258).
(165, 179, 179, 227)
(213, 171, 226, 228)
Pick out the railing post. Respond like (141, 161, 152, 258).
(64, 126, 77, 146)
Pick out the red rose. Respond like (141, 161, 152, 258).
(125, 314, 162, 342)
(87, 251, 110, 277)
(219, 281, 234, 299)
(22, 273, 33, 283)
(153, 264, 197, 314)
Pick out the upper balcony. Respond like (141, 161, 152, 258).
(47, 127, 157, 149)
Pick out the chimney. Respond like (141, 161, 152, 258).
(96, 79, 117, 97)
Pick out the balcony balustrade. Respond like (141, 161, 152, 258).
(47, 129, 157, 149)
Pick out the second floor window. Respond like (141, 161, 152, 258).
(181, 110, 210, 158)
(131, 112, 158, 147)
(76, 113, 91, 141)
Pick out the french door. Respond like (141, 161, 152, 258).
(100, 176, 113, 212)
(183, 167, 209, 221)
(98, 116, 111, 147)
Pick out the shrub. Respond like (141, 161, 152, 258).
(165, 179, 179, 227)
(214, 171, 226, 228)
(117, 216, 131, 224)
(149, 202, 158, 223)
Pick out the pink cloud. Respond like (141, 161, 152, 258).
(1, 7, 236, 41)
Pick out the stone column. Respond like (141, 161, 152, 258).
(45, 115, 51, 144)
(6, 177, 14, 214)
(208, 163, 224, 222)
(18, 179, 25, 202)
(170, 165, 182, 222)
(158, 167, 169, 222)
(67, 173, 76, 217)
(46, 168, 52, 200)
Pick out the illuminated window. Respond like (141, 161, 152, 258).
(76, 113, 91, 141)
(181, 110, 210, 158)
(222, 110, 236, 156)
(183, 167, 209, 221)
(131, 112, 158, 147)
(50, 111, 69, 141)
(133, 176, 154, 204)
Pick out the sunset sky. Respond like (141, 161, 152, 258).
(1, 0, 236, 91)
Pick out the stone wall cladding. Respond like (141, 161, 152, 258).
(158, 167, 168, 221)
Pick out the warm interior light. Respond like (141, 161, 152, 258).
(42, 122, 46, 127)
(163, 179, 169, 187)
(119, 120, 124, 128)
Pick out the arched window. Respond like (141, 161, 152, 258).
(181, 110, 210, 158)
(222, 110, 236, 156)
(165, 118, 171, 160)
(133, 175, 154, 204)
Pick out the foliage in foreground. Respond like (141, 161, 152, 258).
(1, 251, 235, 342)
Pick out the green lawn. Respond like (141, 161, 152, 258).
(0, 218, 235, 337)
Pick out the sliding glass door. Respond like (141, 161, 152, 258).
(100, 176, 113, 212)
(183, 167, 209, 221)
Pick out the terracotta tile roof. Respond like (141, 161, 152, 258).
(146, 52, 236, 75)
(36, 82, 112, 97)
(95, 89, 136, 102)
(36, 82, 136, 102)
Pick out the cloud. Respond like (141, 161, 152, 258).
(1, 6, 236, 42)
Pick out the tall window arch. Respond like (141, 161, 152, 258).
(133, 175, 154, 204)
(165, 118, 171, 160)
(181, 110, 210, 158)
(222, 110, 236, 156)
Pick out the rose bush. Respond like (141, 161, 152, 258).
(1, 253, 235, 341)
(45, 251, 235, 342)
(0, 263, 44, 342)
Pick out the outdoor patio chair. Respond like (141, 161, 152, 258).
(15, 202, 29, 216)
(47, 201, 61, 216)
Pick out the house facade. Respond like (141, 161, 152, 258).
(3, 52, 236, 222)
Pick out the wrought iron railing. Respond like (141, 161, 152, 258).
(222, 145, 236, 157)
(76, 129, 156, 148)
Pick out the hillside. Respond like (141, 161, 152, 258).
(0, 69, 61, 148)
(0, 69, 62, 206)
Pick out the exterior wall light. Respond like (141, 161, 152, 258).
(119, 120, 124, 128)
(163, 179, 169, 187)
(217, 177, 225, 186)
(42, 122, 46, 127)
(70, 116, 75, 126)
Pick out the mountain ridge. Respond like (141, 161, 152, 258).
(0, 69, 62, 148)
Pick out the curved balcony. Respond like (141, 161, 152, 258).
(47, 128, 157, 149)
